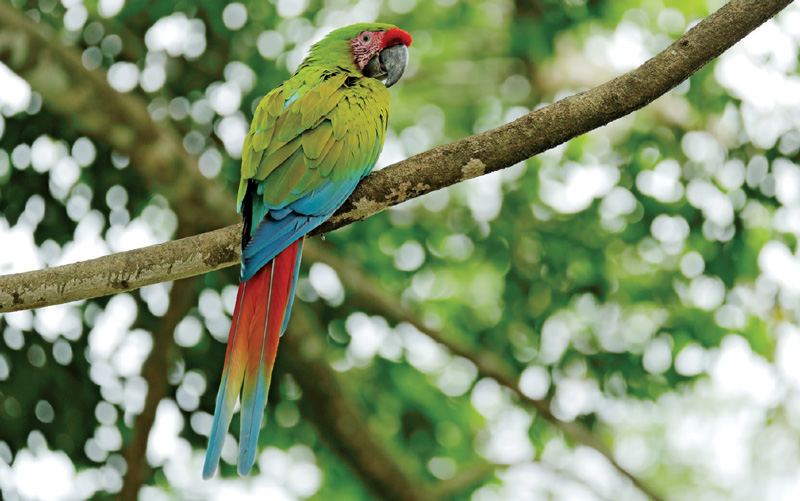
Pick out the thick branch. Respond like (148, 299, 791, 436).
(0, 225, 240, 312)
(0, 0, 791, 313)
(314, 0, 793, 233)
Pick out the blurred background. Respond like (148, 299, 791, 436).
(1, 0, 800, 499)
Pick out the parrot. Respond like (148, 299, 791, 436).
(202, 23, 412, 479)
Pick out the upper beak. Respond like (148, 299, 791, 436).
(363, 43, 409, 88)
(380, 44, 409, 88)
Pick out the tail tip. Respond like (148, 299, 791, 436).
(202, 455, 255, 477)
(237, 455, 254, 476)
(202, 460, 217, 480)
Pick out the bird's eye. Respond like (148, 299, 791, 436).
(362, 34, 370, 42)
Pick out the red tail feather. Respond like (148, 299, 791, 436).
(204, 240, 302, 478)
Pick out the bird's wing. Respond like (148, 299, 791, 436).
(237, 73, 390, 280)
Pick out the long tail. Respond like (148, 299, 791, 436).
(203, 237, 304, 479)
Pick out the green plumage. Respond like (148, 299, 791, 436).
(237, 23, 398, 214)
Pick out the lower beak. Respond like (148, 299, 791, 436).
(363, 44, 409, 88)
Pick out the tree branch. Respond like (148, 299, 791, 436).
(315, 0, 792, 233)
(0, 225, 240, 312)
(0, 0, 791, 313)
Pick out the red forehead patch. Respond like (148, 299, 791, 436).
(380, 27, 412, 49)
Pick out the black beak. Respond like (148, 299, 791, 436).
(363, 43, 409, 88)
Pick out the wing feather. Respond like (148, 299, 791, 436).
(300, 86, 322, 116)
(306, 126, 337, 168)
(241, 75, 390, 227)
(263, 150, 308, 206)
(277, 99, 305, 142)
(331, 133, 359, 182)
(292, 168, 324, 195)
(268, 89, 285, 117)
(254, 136, 302, 180)
(317, 139, 344, 178)
(251, 126, 275, 153)
(302, 121, 333, 160)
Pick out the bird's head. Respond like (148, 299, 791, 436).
(304, 23, 412, 88)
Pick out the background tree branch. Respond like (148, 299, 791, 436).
(120, 278, 195, 500)
(282, 305, 430, 501)
(0, 0, 235, 232)
(0, 0, 792, 313)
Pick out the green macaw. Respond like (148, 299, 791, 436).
(203, 23, 412, 478)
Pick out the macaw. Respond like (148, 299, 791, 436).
(203, 23, 412, 478)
